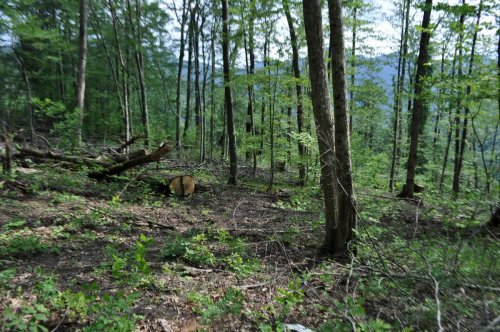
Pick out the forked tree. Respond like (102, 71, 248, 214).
(303, 0, 356, 256)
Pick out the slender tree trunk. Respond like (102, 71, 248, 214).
(398, 0, 432, 199)
(242, 1, 255, 165)
(349, 3, 358, 134)
(175, 0, 188, 148)
(127, 0, 149, 148)
(439, 47, 458, 192)
(268, 65, 278, 192)
(259, 38, 269, 156)
(283, 0, 306, 186)
(303, 0, 339, 255)
(390, 0, 408, 192)
(13, 51, 34, 143)
(222, 0, 237, 185)
(194, 4, 201, 129)
(433, 45, 447, 147)
(200, 11, 207, 163)
(453, 0, 482, 194)
(210, 18, 216, 160)
(328, 0, 357, 255)
(184, 8, 195, 138)
(76, 0, 88, 147)
(108, 0, 131, 147)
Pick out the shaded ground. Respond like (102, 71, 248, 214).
(0, 162, 498, 331)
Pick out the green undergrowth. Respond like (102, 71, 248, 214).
(161, 227, 260, 277)
(0, 162, 497, 331)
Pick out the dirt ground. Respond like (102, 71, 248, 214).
(0, 162, 498, 331)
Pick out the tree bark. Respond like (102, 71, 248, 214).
(389, 0, 411, 192)
(398, 0, 432, 199)
(328, 0, 357, 255)
(175, 0, 189, 148)
(76, 0, 88, 147)
(452, 0, 482, 194)
(303, 0, 339, 256)
(283, 0, 306, 186)
(222, 0, 237, 185)
(242, 0, 255, 166)
(183, 6, 195, 138)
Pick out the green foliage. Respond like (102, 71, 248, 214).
(84, 291, 140, 332)
(32, 98, 80, 150)
(275, 277, 304, 317)
(2, 303, 50, 332)
(161, 228, 259, 275)
(104, 234, 154, 283)
(2, 218, 27, 230)
(0, 234, 58, 258)
(188, 287, 245, 325)
(0, 268, 16, 290)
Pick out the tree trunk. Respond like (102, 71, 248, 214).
(76, 0, 88, 147)
(200, 10, 207, 163)
(303, 0, 339, 256)
(398, 0, 432, 199)
(209, 17, 216, 160)
(439, 46, 458, 192)
(328, 0, 357, 255)
(175, 0, 188, 148)
(183, 8, 195, 138)
(452, 0, 482, 195)
(389, 0, 411, 192)
(242, 1, 255, 165)
(222, 0, 237, 185)
(283, 0, 306, 186)
(349, 3, 358, 134)
(108, 0, 132, 148)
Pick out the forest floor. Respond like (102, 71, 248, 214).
(0, 160, 498, 331)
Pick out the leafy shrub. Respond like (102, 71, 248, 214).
(188, 287, 245, 325)
(0, 234, 57, 257)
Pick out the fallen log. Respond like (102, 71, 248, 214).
(17, 147, 112, 168)
(89, 142, 172, 180)
(111, 149, 148, 163)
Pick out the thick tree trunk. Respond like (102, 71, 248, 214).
(328, 0, 357, 255)
(303, 0, 339, 255)
(398, 0, 432, 199)
(283, 0, 306, 186)
(222, 0, 238, 185)
(76, 0, 88, 147)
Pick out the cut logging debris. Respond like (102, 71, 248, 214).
(169, 175, 195, 196)
(17, 146, 112, 168)
(12, 142, 198, 197)
(88, 141, 172, 180)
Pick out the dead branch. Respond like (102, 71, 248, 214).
(88, 142, 172, 180)
(116, 134, 144, 153)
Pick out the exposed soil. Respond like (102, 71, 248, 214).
(0, 162, 498, 331)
